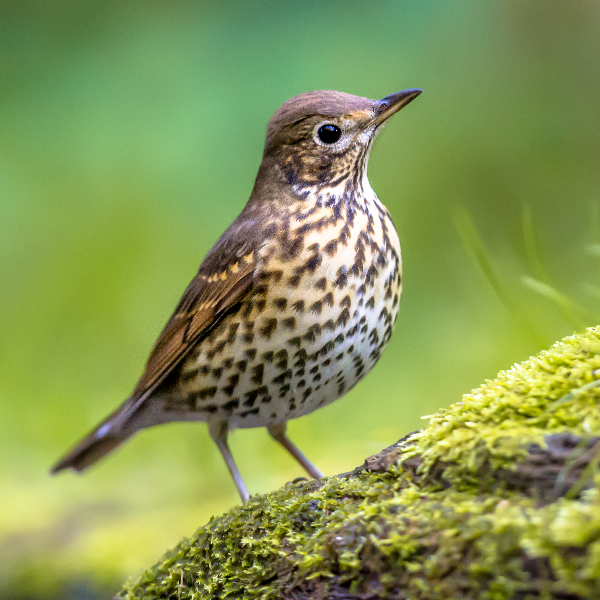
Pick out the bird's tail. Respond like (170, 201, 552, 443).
(50, 408, 132, 474)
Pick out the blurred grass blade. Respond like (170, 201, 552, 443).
(453, 206, 510, 307)
(454, 206, 542, 342)
(523, 205, 597, 329)
(521, 276, 595, 331)
(522, 204, 549, 283)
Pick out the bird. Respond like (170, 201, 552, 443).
(51, 87, 422, 502)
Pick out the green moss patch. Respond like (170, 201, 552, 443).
(118, 327, 600, 599)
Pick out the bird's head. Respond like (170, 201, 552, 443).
(261, 89, 422, 195)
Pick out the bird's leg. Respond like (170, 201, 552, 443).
(267, 422, 324, 480)
(208, 419, 249, 503)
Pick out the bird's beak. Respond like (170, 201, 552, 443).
(368, 88, 422, 128)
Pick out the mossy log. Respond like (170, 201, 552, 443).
(118, 328, 600, 599)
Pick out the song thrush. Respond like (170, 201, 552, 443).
(51, 88, 422, 502)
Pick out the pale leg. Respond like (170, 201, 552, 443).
(267, 422, 324, 480)
(208, 419, 250, 503)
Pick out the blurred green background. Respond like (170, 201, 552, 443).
(1, 0, 600, 597)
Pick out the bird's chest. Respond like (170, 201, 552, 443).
(178, 196, 402, 427)
(260, 199, 401, 342)
(242, 198, 402, 417)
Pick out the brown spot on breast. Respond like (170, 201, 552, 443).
(338, 224, 351, 245)
(334, 266, 348, 288)
(226, 323, 239, 344)
(259, 269, 284, 282)
(274, 349, 288, 370)
(309, 300, 323, 315)
(223, 373, 240, 397)
(272, 369, 293, 384)
(304, 253, 323, 273)
(197, 386, 217, 400)
(292, 300, 305, 313)
(181, 368, 199, 382)
(324, 239, 338, 256)
(223, 399, 240, 411)
(294, 348, 308, 360)
(369, 329, 380, 345)
(251, 364, 264, 384)
(315, 277, 327, 291)
(322, 319, 335, 332)
(351, 248, 365, 277)
(241, 301, 253, 319)
(369, 348, 381, 361)
(273, 298, 288, 311)
(288, 274, 302, 288)
(302, 323, 321, 343)
(240, 407, 260, 417)
(243, 391, 257, 407)
(253, 284, 269, 296)
(365, 264, 378, 286)
(288, 336, 301, 348)
(336, 308, 350, 328)
(259, 318, 278, 339)
(284, 237, 304, 260)
(283, 316, 296, 329)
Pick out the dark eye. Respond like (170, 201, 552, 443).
(317, 124, 342, 144)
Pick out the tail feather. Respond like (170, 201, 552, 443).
(50, 415, 130, 474)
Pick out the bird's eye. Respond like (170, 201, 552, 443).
(317, 124, 342, 144)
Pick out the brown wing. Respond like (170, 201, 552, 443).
(50, 214, 265, 474)
(131, 252, 255, 401)
(110, 208, 266, 429)
(127, 249, 256, 410)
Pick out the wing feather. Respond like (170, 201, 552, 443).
(131, 256, 256, 400)
(50, 217, 263, 473)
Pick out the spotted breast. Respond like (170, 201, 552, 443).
(175, 181, 401, 428)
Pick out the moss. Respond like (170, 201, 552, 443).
(118, 327, 600, 599)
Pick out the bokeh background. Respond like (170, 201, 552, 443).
(1, 1, 600, 598)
